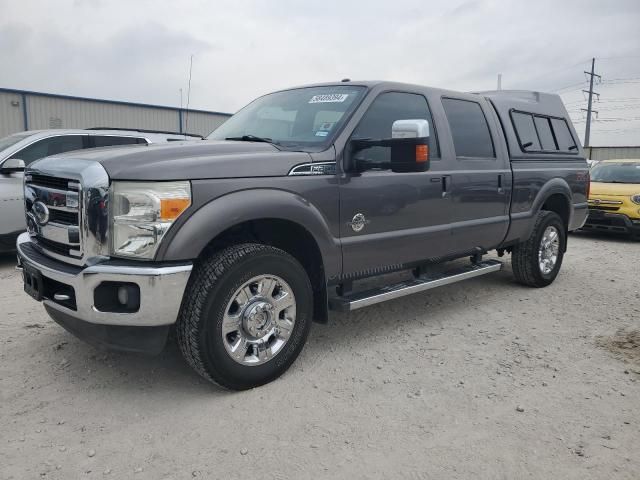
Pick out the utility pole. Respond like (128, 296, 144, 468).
(497, 73, 502, 91)
(582, 58, 601, 147)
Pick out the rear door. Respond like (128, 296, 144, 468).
(439, 96, 511, 252)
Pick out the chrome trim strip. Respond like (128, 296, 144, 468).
(589, 199, 623, 205)
(40, 222, 80, 246)
(47, 204, 78, 213)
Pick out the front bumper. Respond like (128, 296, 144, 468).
(582, 210, 640, 236)
(16, 233, 192, 351)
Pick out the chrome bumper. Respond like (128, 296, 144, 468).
(16, 233, 192, 327)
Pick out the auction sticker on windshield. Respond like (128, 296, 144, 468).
(309, 94, 349, 103)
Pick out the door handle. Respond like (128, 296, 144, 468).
(442, 175, 451, 198)
(497, 174, 504, 194)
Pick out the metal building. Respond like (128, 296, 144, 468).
(584, 146, 640, 161)
(0, 88, 231, 139)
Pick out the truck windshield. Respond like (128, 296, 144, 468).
(207, 86, 366, 151)
(590, 162, 640, 184)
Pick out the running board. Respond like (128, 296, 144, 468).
(329, 259, 503, 312)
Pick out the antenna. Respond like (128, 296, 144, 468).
(179, 88, 183, 134)
(184, 54, 194, 139)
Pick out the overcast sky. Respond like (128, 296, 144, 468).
(1, 0, 639, 146)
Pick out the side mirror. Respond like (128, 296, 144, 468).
(350, 119, 430, 173)
(0, 158, 25, 174)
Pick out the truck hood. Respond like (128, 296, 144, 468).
(590, 182, 640, 197)
(34, 140, 314, 180)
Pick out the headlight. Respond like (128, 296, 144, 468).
(111, 181, 191, 259)
(631, 194, 640, 205)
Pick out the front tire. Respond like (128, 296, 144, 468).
(177, 243, 313, 390)
(512, 210, 566, 287)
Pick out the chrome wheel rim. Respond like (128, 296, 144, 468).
(222, 274, 296, 366)
(538, 226, 560, 275)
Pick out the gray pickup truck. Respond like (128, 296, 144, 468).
(16, 81, 589, 390)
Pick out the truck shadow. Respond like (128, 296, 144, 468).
(0, 252, 17, 268)
(49, 260, 519, 395)
(571, 230, 638, 244)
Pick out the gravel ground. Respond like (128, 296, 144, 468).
(1, 232, 639, 479)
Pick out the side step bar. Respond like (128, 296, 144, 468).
(329, 259, 503, 312)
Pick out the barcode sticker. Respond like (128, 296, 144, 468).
(309, 94, 349, 104)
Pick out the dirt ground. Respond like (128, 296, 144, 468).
(1, 232, 638, 480)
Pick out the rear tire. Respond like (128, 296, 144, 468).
(177, 243, 313, 390)
(512, 210, 566, 287)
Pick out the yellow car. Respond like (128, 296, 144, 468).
(583, 159, 640, 239)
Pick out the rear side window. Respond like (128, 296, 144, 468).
(550, 118, 577, 151)
(511, 110, 577, 153)
(91, 136, 146, 147)
(534, 116, 557, 150)
(10, 135, 85, 165)
(441, 98, 495, 158)
(512, 112, 540, 151)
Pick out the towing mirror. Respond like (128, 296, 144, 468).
(350, 119, 430, 173)
(0, 158, 25, 174)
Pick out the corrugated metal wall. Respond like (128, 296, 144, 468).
(585, 146, 640, 161)
(0, 91, 25, 136)
(180, 110, 229, 137)
(0, 88, 230, 138)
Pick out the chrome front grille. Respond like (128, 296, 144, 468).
(24, 159, 110, 266)
(24, 174, 82, 261)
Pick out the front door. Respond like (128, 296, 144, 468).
(338, 91, 455, 278)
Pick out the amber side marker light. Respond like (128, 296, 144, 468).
(416, 145, 429, 163)
(160, 198, 191, 220)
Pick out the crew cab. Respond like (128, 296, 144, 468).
(15, 81, 589, 390)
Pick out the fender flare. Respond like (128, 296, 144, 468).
(520, 177, 573, 240)
(157, 188, 342, 280)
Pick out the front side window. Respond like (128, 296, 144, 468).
(10, 135, 85, 165)
(207, 86, 366, 151)
(442, 98, 495, 158)
(351, 92, 436, 166)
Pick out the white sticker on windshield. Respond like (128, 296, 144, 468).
(309, 94, 349, 104)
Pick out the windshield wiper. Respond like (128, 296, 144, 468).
(225, 134, 281, 148)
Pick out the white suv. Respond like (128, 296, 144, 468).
(0, 128, 201, 252)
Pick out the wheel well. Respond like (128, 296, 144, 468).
(198, 219, 328, 323)
(541, 193, 570, 252)
(541, 193, 570, 229)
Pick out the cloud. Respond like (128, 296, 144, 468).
(0, 0, 639, 145)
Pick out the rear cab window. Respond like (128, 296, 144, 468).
(441, 98, 495, 158)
